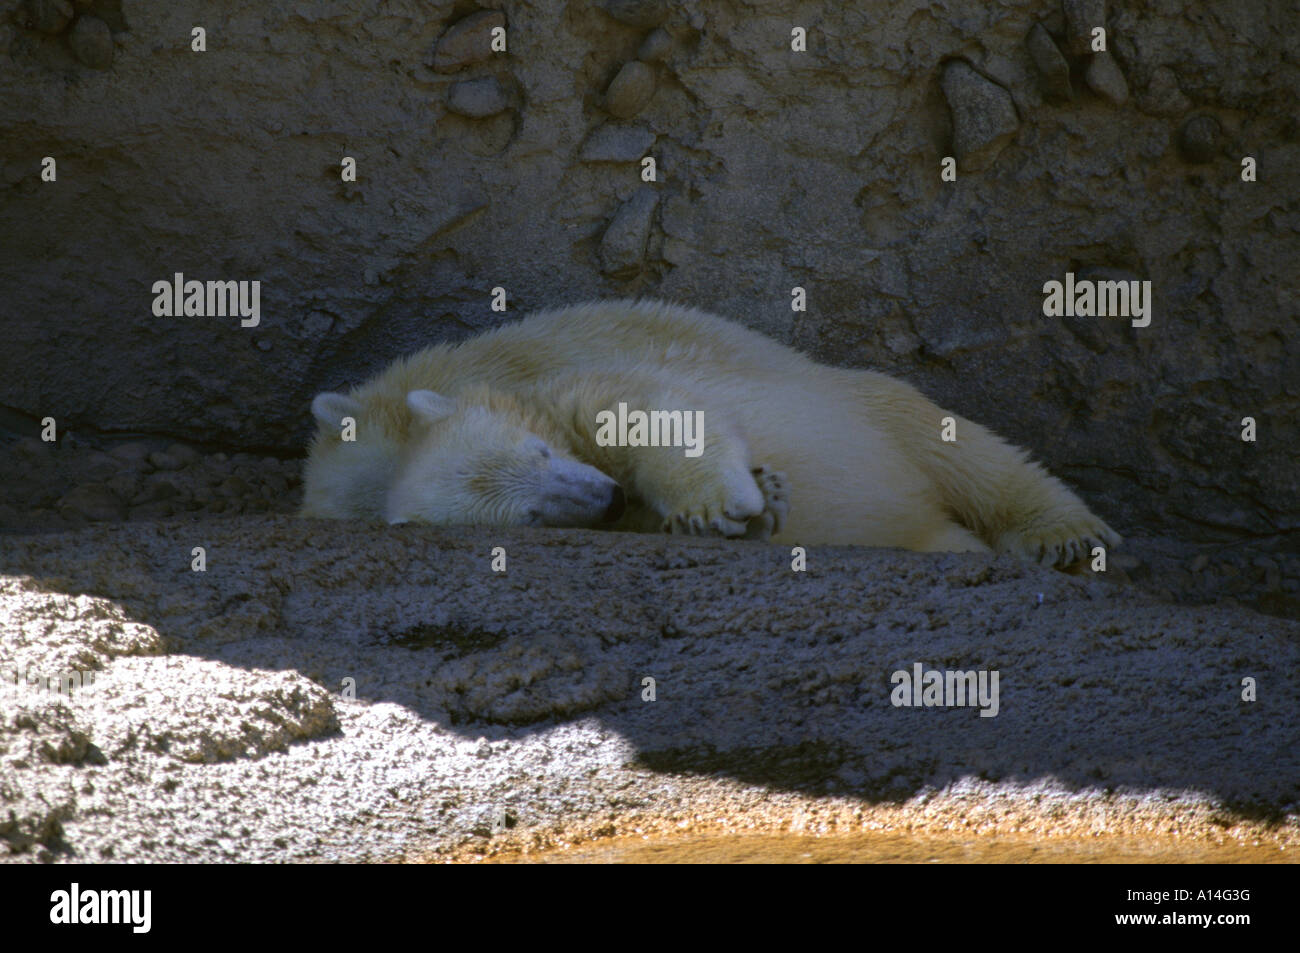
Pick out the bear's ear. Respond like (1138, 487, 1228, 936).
(406, 389, 458, 422)
(311, 392, 362, 427)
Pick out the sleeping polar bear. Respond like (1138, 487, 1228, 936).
(301, 299, 1119, 567)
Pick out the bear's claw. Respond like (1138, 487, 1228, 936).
(739, 466, 790, 540)
(659, 465, 791, 541)
(660, 465, 766, 538)
(999, 516, 1122, 569)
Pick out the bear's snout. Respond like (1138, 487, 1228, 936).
(602, 485, 626, 523)
(537, 457, 622, 528)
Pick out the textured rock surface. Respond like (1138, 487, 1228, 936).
(1025, 23, 1071, 102)
(66, 12, 110, 68)
(940, 60, 1021, 171)
(0, 0, 1297, 557)
(447, 76, 510, 118)
(1, 517, 1297, 862)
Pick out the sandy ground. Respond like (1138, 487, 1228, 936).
(1, 516, 1296, 863)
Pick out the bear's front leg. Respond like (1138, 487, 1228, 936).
(622, 436, 784, 539)
(544, 376, 785, 539)
(655, 452, 765, 537)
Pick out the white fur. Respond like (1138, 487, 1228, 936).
(301, 299, 1119, 566)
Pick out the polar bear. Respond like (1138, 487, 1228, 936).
(301, 299, 1119, 566)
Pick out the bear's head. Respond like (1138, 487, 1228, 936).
(384, 389, 625, 529)
(301, 390, 404, 521)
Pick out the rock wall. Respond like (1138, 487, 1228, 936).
(1, 0, 1297, 545)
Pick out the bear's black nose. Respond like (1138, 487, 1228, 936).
(602, 485, 626, 523)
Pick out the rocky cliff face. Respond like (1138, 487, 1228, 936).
(2, 0, 1296, 548)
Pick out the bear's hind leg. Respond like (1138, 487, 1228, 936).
(858, 372, 1120, 569)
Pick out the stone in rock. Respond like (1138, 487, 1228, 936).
(604, 61, 655, 119)
(165, 443, 202, 466)
(637, 28, 673, 63)
(106, 471, 139, 500)
(69, 14, 113, 69)
(133, 477, 181, 504)
(13, 437, 52, 460)
(1026, 23, 1071, 102)
(83, 451, 120, 482)
(430, 10, 505, 73)
(132, 500, 175, 520)
(1085, 51, 1128, 105)
(58, 484, 123, 521)
(1179, 114, 1221, 163)
(940, 60, 1019, 172)
(28, 0, 73, 35)
(218, 475, 252, 499)
(600, 190, 657, 277)
(148, 450, 184, 471)
(580, 124, 655, 162)
(109, 442, 151, 464)
(447, 77, 509, 118)
(1063, 0, 1107, 56)
(1137, 67, 1190, 118)
(603, 0, 668, 29)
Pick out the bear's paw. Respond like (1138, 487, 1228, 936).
(659, 466, 766, 538)
(741, 466, 790, 540)
(998, 514, 1122, 569)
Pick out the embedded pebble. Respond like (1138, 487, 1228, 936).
(447, 77, 509, 118)
(603, 0, 668, 28)
(940, 60, 1019, 172)
(69, 14, 113, 69)
(600, 189, 658, 277)
(219, 475, 252, 498)
(430, 10, 505, 73)
(165, 443, 202, 466)
(109, 442, 151, 464)
(133, 477, 181, 505)
(28, 0, 73, 35)
(1062, 0, 1107, 56)
(1178, 114, 1221, 163)
(13, 437, 52, 460)
(106, 472, 139, 500)
(637, 27, 673, 63)
(605, 61, 656, 119)
(1085, 51, 1128, 105)
(132, 501, 176, 520)
(1026, 23, 1071, 102)
(1137, 67, 1190, 118)
(58, 484, 123, 521)
(148, 450, 184, 471)
(83, 452, 120, 482)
